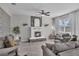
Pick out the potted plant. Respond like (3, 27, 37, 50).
(12, 26, 20, 40)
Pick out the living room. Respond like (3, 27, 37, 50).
(0, 3, 79, 56)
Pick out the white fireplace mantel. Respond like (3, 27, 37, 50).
(30, 27, 45, 40)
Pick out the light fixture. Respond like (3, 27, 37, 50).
(51, 26, 55, 30)
(41, 14, 45, 16)
(38, 10, 50, 16)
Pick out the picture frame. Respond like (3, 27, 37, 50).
(31, 16, 42, 27)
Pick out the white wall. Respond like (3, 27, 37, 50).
(75, 10, 79, 40)
(0, 8, 10, 37)
(0, 4, 12, 16)
(11, 15, 31, 41)
(71, 10, 79, 40)
(42, 16, 52, 39)
(11, 15, 53, 41)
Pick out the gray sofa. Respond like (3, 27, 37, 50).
(41, 41, 79, 56)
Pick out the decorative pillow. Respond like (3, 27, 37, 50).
(0, 40, 4, 49)
(46, 43, 55, 50)
(9, 39, 16, 47)
(3, 39, 16, 48)
(66, 41, 76, 49)
(75, 41, 79, 48)
(3, 39, 11, 48)
(52, 43, 70, 53)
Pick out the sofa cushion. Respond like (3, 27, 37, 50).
(52, 43, 69, 53)
(52, 41, 76, 54)
(58, 47, 79, 56)
(0, 46, 17, 56)
(0, 40, 4, 49)
(46, 43, 55, 50)
(66, 41, 76, 49)
(41, 45, 56, 56)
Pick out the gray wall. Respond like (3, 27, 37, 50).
(0, 8, 10, 37)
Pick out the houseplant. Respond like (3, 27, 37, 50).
(12, 26, 20, 40)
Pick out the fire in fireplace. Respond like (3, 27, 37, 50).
(35, 31, 41, 37)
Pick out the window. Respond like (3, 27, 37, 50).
(56, 15, 72, 33)
(58, 19, 71, 27)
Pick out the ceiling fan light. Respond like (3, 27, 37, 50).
(42, 14, 45, 16)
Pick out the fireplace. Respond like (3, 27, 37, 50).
(30, 27, 46, 42)
(35, 31, 41, 37)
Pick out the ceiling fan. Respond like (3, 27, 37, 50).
(38, 10, 50, 16)
(11, 3, 16, 5)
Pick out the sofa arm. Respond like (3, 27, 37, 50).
(0, 46, 18, 56)
(8, 48, 18, 56)
(41, 45, 56, 56)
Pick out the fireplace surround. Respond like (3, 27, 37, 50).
(29, 16, 46, 42)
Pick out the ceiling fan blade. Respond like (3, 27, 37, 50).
(38, 12, 42, 13)
(41, 10, 44, 14)
(38, 12, 43, 15)
(38, 10, 50, 16)
(47, 12, 50, 13)
(45, 13, 50, 16)
(46, 14, 50, 16)
(41, 10, 44, 12)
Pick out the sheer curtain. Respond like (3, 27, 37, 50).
(53, 11, 76, 35)
(52, 9, 79, 40)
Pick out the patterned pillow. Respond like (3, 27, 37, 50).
(66, 41, 76, 49)
(3, 39, 16, 48)
(52, 43, 69, 53)
(9, 40, 16, 47)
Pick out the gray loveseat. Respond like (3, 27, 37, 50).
(41, 41, 79, 56)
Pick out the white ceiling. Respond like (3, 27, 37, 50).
(0, 3, 79, 17)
